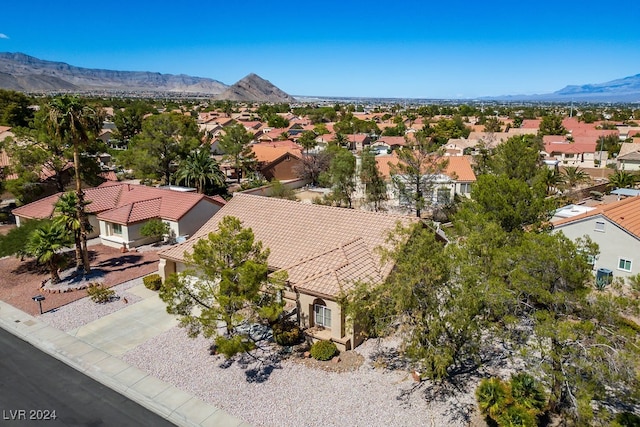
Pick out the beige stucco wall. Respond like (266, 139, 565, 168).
(554, 215, 640, 279)
(158, 259, 359, 351)
(176, 200, 222, 239)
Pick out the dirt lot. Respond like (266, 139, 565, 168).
(0, 245, 159, 316)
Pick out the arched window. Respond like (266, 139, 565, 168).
(313, 298, 331, 328)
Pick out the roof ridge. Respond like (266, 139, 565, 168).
(280, 236, 366, 271)
(232, 192, 418, 220)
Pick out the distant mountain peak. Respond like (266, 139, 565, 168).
(216, 73, 296, 102)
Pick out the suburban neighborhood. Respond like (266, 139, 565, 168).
(0, 88, 639, 427)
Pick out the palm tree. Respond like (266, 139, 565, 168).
(562, 166, 590, 189)
(47, 96, 103, 273)
(174, 149, 226, 193)
(540, 168, 565, 195)
(25, 223, 72, 284)
(476, 377, 511, 420)
(54, 192, 91, 270)
(607, 170, 636, 190)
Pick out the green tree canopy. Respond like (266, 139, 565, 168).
(538, 114, 567, 136)
(219, 123, 256, 184)
(324, 146, 356, 208)
(389, 132, 447, 217)
(160, 216, 287, 358)
(359, 147, 387, 211)
(119, 112, 201, 185)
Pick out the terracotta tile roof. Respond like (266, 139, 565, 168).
(283, 238, 383, 298)
(159, 194, 420, 296)
(99, 171, 118, 182)
(251, 144, 302, 163)
(521, 119, 542, 129)
(375, 152, 476, 182)
(553, 196, 640, 239)
(11, 193, 61, 220)
(12, 183, 225, 224)
(544, 141, 597, 154)
(618, 141, 640, 157)
(376, 136, 408, 147)
(444, 156, 477, 182)
(0, 150, 10, 168)
(98, 197, 162, 225)
(617, 151, 640, 161)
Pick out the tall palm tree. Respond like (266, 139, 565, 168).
(25, 223, 72, 284)
(47, 96, 103, 273)
(174, 149, 226, 193)
(54, 192, 91, 270)
(562, 166, 590, 189)
(607, 170, 636, 190)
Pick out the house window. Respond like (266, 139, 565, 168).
(314, 303, 331, 328)
(460, 183, 471, 194)
(112, 223, 122, 236)
(594, 221, 605, 232)
(618, 258, 632, 272)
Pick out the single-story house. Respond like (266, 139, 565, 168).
(12, 182, 226, 249)
(552, 196, 640, 279)
(158, 193, 420, 351)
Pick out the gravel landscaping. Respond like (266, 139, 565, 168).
(122, 327, 477, 427)
(38, 278, 144, 331)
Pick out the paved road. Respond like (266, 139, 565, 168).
(0, 327, 176, 426)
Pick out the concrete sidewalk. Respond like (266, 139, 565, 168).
(0, 293, 250, 427)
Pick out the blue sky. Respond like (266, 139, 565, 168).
(2, 1, 639, 99)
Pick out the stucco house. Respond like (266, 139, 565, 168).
(552, 196, 640, 280)
(542, 137, 599, 168)
(616, 141, 640, 171)
(12, 182, 226, 249)
(375, 153, 476, 208)
(158, 193, 420, 351)
(251, 143, 305, 181)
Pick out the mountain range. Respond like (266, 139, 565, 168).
(0, 52, 296, 102)
(0, 52, 638, 103)
(484, 74, 640, 103)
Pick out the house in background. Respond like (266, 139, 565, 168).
(12, 182, 226, 249)
(542, 136, 599, 168)
(251, 142, 304, 181)
(616, 140, 640, 171)
(158, 193, 420, 351)
(552, 196, 640, 280)
(375, 153, 476, 208)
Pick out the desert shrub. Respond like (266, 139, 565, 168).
(140, 219, 169, 241)
(87, 283, 116, 303)
(310, 340, 337, 361)
(143, 273, 162, 291)
(273, 320, 303, 346)
(613, 411, 640, 427)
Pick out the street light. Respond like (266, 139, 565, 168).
(32, 294, 45, 315)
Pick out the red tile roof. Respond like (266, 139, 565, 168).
(13, 183, 226, 225)
(375, 152, 476, 182)
(553, 196, 640, 239)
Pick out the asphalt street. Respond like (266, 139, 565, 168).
(0, 327, 176, 426)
